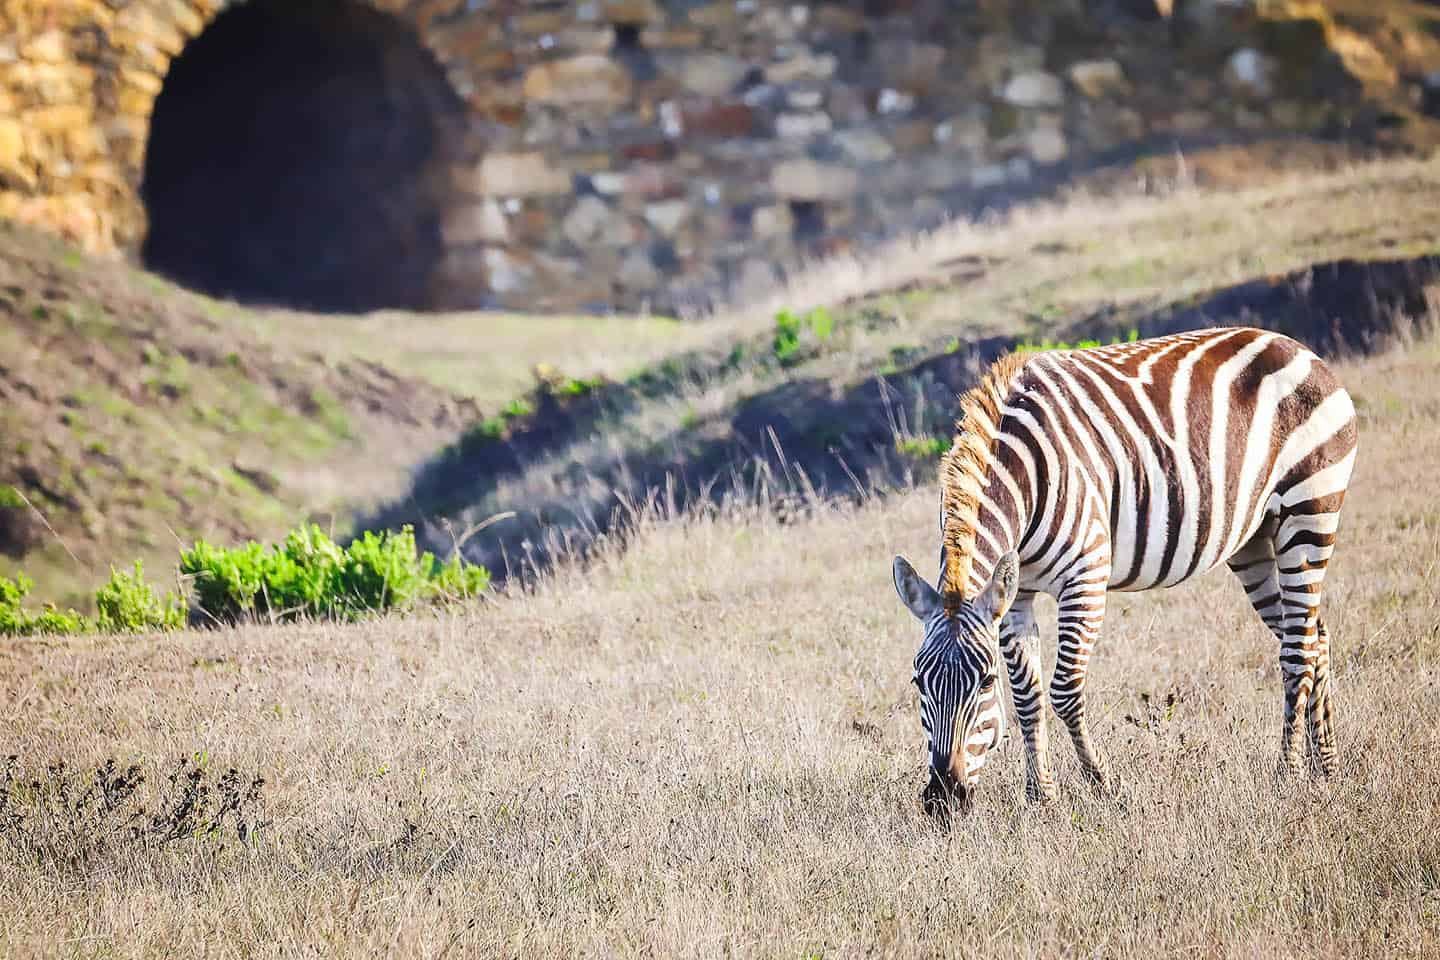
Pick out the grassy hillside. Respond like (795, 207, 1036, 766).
(7, 154, 1440, 608)
(0, 223, 683, 606)
(1, 336, 1436, 956)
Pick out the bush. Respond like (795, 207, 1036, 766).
(94, 561, 185, 633)
(0, 572, 87, 637)
(180, 524, 489, 624)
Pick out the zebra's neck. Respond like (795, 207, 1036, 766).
(940, 353, 1033, 604)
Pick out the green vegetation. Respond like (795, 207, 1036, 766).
(772, 307, 835, 367)
(180, 525, 489, 625)
(2, 524, 489, 636)
(1014, 328, 1140, 354)
(894, 436, 949, 460)
(94, 561, 186, 633)
(2, 562, 181, 637)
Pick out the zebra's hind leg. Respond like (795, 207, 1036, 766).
(1306, 619, 1338, 776)
(999, 594, 1056, 802)
(1050, 576, 1115, 795)
(1230, 507, 1340, 779)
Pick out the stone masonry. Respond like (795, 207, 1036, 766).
(0, 0, 1369, 314)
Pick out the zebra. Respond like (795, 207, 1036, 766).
(890, 326, 1358, 816)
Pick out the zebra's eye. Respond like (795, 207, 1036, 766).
(979, 675, 997, 693)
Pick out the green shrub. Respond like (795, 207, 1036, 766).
(772, 309, 805, 365)
(0, 572, 87, 637)
(94, 561, 185, 633)
(894, 436, 949, 461)
(772, 307, 841, 366)
(180, 524, 490, 624)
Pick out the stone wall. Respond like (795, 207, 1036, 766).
(0, 0, 1366, 314)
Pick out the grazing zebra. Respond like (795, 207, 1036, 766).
(891, 326, 1357, 815)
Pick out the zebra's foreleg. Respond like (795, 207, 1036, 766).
(1051, 578, 1114, 795)
(999, 594, 1056, 802)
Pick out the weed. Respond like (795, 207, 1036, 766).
(1013, 328, 1140, 354)
(894, 436, 949, 460)
(0, 755, 267, 876)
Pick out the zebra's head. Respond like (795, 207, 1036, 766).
(892, 551, 1019, 820)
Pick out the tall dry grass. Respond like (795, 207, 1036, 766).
(1, 338, 1437, 956)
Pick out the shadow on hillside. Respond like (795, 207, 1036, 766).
(363, 255, 1440, 584)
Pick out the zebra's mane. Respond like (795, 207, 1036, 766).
(939, 351, 1031, 607)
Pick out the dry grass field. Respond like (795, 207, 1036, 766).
(2, 330, 1438, 957)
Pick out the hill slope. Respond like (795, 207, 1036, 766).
(0, 224, 682, 605)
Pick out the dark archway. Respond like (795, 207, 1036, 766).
(140, 0, 467, 313)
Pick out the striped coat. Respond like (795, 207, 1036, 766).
(893, 326, 1357, 813)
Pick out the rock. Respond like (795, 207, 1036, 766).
(562, 195, 614, 245)
(877, 89, 916, 114)
(21, 31, 66, 63)
(523, 55, 633, 105)
(0, 118, 31, 189)
(484, 248, 535, 294)
(751, 204, 794, 238)
(1068, 59, 1128, 98)
(602, 0, 662, 23)
(776, 112, 832, 139)
(618, 249, 661, 289)
(787, 88, 824, 110)
(970, 163, 1010, 189)
(1026, 127, 1068, 165)
(765, 51, 838, 85)
(591, 171, 628, 195)
(475, 152, 572, 197)
(1225, 48, 1274, 97)
(1001, 70, 1064, 108)
(644, 199, 691, 236)
(833, 129, 895, 165)
(771, 159, 860, 201)
(680, 100, 755, 137)
(675, 52, 749, 96)
(443, 199, 509, 246)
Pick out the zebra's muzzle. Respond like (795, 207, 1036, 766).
(921, 767, 972, 821)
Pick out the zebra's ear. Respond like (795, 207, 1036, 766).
(979, 551, 1020, 622)
(893, 555, 942, 621)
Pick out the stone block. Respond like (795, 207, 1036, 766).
(443, 199, 509, 246)
(617, 249, 661, 289)
(833, 129, 895, 165)
(751, 203, 794, 238)
(474, 152, 573, 197)
(644, 199, 691, 236)
(1002, 71, 1064, 108)
(765, 51, 838, 85)
(1068, 59, 1128, 99)
(772, 159, 859, 201)
(1026, 127, 1068, 165)
(602, 0, 662, 23)
(523, 55, 633, 105)
(680, 100, 756, 138)
(674, 52, 749, 96)
(776, 111, 832, 139)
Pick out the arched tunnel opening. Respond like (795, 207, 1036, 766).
(140, 0, 468, 314)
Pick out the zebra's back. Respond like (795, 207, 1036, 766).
(1001, 327, 1357, 594)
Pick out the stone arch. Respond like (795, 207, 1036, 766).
(135, 0, 477, 312)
